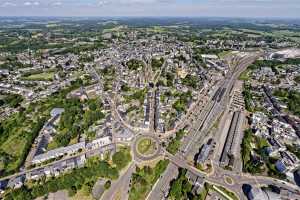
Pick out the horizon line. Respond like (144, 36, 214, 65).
(0, 16, 300, 20)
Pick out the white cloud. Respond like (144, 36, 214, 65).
(119, 0, 156, 3)
(23, 1, 40, 6)
(24, 1, 32, 6)
(95, 0, 171, 6)
(0, 2, 17, 7)
(52, 2, 62, 6)
(119, 0, 171, 4)
(98, 0, 108, 6)
(0, 0, 299, 17)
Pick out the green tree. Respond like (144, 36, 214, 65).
(104, 180, 111, 189)
(112, 148, 132, 170)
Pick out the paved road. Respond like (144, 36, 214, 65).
(210, 165, 300, 199)
(146, 163, 179, 200)
(101, 163, 136, 200)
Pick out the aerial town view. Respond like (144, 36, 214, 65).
(0, 1, 300, 200)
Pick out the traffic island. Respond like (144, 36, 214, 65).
(224, 176, 234, 185)
(137, 137, 156, 156)
(133, 135, 161, 162)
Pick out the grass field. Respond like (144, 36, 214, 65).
(218, 50, 232, 59)
(137, 138, 155, 155)
(70, 189, 94, 200)
(213, 185, 239, 200)
(0, 114, 46, 174)
(239, 69, 251, 81)
(147, 26, 167, 33)
(0, 80, 84, 176)
(198, 183, 210, 200)
(0, 126, 28, 171)
(129, 160, 169, 200)
(47, 140, 59, 151)
(103, 25, 124, 33)
(23, 71, 55, 81)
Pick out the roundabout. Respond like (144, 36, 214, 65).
(224, 175, 234, 185)
(133, 135, 161, 162)
(137, 137, 156, 156)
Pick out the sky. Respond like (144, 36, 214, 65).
(0, 0, 299, 18)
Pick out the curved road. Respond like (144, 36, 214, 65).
(132, 135, 162, 162)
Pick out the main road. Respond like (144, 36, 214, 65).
(100, 163, 136, 200)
